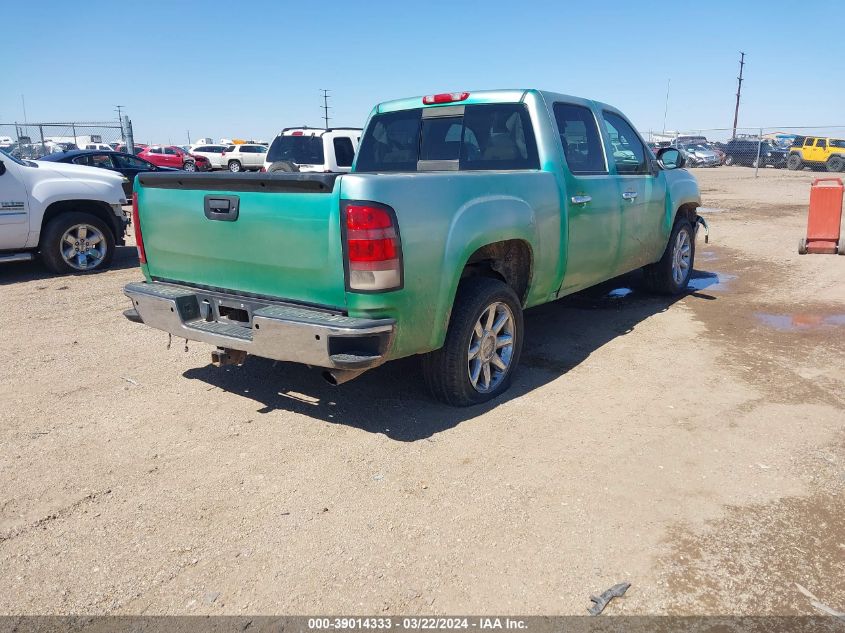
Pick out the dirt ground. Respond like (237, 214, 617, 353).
(0, 166, 843, 616)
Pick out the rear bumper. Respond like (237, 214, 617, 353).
(123, 281, 395, 370)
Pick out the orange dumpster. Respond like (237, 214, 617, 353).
(799, 178, 845, 255)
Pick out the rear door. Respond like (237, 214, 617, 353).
(552, 102, 622, 293)
(601, 110, 666, 272)
(0, 154, 31, 249)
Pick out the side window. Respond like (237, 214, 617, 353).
(72, 156, 92, 166)
(553, 103, 606, 175)
(805, 138, 815, 147)
(164, 147, 177, 155)
(114, 154, 148, 169)
(333, 137, 355, 167)
(602, 111, 649, 175)
(89, 154, 114, 168)
(816, 138, 826, 147)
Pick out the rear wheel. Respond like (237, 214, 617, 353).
(724, 155, 735, 166)
(421, 277, 523, 406)
(40, 212, 115, 274)
(826, 156, 844, 172)
(643, 217, 695, 295)
(228, 160, 242, 173)
(787, 154, 803, 171)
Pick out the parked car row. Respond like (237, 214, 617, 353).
(647, 137, 790, 169)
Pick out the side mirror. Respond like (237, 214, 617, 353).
(657, 147, 685, 170)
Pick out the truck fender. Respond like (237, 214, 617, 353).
(431, 195, 537, 350)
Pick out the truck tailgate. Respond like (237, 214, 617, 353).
(136, 172, 346, 308)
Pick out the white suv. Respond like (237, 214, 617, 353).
(263, 128, 361, 173)
(222, 144, 268, 172)
(190, 144, 229, 170)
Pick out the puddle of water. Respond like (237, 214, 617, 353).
(607, 287, 634, 299)
(687, 272, 736, 292)
(697, 207, 728, 214)
(756, 313, 845, 331)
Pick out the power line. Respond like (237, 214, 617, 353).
(320, 89, 331, 129)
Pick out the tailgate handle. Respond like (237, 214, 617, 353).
(204, 195, 239, 222)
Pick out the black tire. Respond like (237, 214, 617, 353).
(826, 156, 844, 172)
(183, 160, 196, 172)
(798, 238, 808, 255)
(724, 155, 735, 166)
(751, 157, 760, 168)
(267, 160, 300, 173)
(40, 211, 115, 274)
(228, 160, 242, 173)
(787, 154, 803, 171)
(643, 217, 695, 295)
(421, 277, 524, 407)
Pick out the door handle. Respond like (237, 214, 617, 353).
(622, 191, 638, 201)
(570, 195, 592, 204)
(204, 195, 240, 221)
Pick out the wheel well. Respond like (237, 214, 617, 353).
(460, 239, 533, 304)
(40, 200, 118, 244)
(675, 203, 698, 228)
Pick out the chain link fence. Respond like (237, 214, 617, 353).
(647, 126, 845, 176)
(0, 121, 130, 159)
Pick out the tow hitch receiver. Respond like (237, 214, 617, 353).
(211, 347, 247, 367)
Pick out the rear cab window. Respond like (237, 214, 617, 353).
(355, 103, 539, 172)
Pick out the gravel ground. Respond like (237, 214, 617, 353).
(0, 166, 843, 615)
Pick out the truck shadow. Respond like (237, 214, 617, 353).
(0, 246, 139, 285)
(182, 269, 722, 442)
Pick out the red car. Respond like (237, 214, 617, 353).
(137, 145, 210, 171)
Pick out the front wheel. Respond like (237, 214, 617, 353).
(787, 154, 803, 171)
(724, 155, 734, 166)
(183, 160, 196, 172)
(40, 212, 115, 274)
(421, 277, 524, 406)
(228, 160, 242, 173)
(643, 218, 695, 295)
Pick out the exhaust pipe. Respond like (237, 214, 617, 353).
(322, 368, 367, 386)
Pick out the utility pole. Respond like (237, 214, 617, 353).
(187, 130, 191, 145)
(320, 89, 331, 129)
(21, 94, 28, 123)
(662, 79, 671, 135)
(732, 52, 745, 140)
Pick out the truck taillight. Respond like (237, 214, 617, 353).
(132, 192, 146, 264)
(343, 202, 402, 292)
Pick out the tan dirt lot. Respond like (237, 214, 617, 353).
(0, 166, 843, 616)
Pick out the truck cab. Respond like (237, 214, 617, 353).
(0, 148, 128, 271)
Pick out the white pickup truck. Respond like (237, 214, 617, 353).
(0, 148, 129, 273)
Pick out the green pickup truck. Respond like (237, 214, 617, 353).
(124, 89, 705, 406)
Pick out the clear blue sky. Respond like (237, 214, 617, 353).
(5, 0, 844, 143)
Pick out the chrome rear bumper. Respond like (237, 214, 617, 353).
(123, 281, 394, 370)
